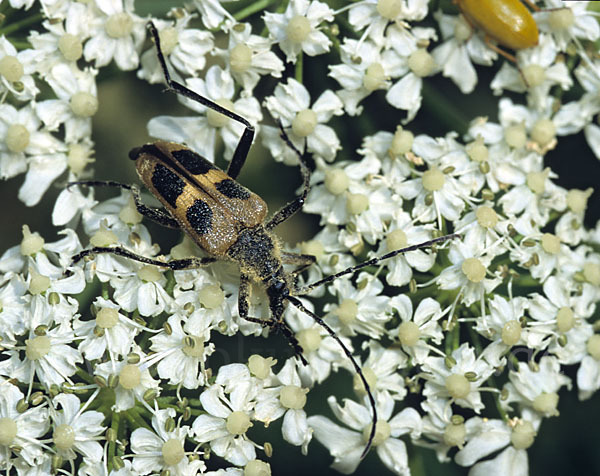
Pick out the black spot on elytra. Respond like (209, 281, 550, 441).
(172, 148, 216, 175)
(151, 164, 184, 208)
(186, 199, 212, 234)
(215, 179, 250, 200)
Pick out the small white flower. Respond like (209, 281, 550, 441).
(254, 359, 312, 448)
(351, 341, 408, 402)
(0, 103, 67, 206)
(576, 332, 600, 400)
(303, 155, 394, 243)
(0, 381, 49, 467)
(419, 398, 464, 462)
(263, 78, 343, 163)
(138, 14, 215, 83)
(83, 0, 145, 70)
(74, 297, 139, 360)
(437, 235, 502, 307)
(192, 366, 259, 466)
(455, 414, 539, 475)
(149, 313, 215, 389)
(371, 210, 440, 287)
(422, 343, 495, 413)
(173, 267, 238, 335)
(396, 137, 470, 227)
(323, 272, 392, 339)
(385, 32, 439, 123)
(536, 0, 600, 51)
(95, 353, 160, 412)
(50, 393, 106, 462)
(502, 356, 571, 417)
(474, 294, 531, 349)
(131, 408, 202, 475)
(28, 3, 92, 73)
(0, 36, 40, 100)
(263, 0, 334, 63)
(308, 393, 421, 475)
(455, 202, 511, 255)
(37, 63, 98, 143)
(110, 263, 173, 317)
(190, 0, 236, 29)
(0, 304, 83, 387)
(328, 38, 394, 116)
(0, 273, 28, 340)
(431, 10, 496, 94)
(347, 0, 428, 42)
(284, 300, 354, 385)
(490, 34, 572, 108)
(296, 224, 357, 289)
(389, 295, 446, 365)
(498, 167, 565, 236)
(555, 187, 594, 245)
(220, 22, 284, 95)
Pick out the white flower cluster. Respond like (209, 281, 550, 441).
(0, 0, 599, 475)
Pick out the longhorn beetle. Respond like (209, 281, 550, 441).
(68, 21, 459, 458)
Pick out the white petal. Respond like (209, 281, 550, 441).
(18, 154, 66, 206)
(378, 438, 409, 475)
(469, 447, 528, 476)
(455, 420, 510, 467)
(200, 386, 231, 418)
(192, 414, 228, 442)
(282, 409, 310, 446)
(386, 74, 422, 117)
(307, 415, 362, 454)
(130, 427, 163, 453)
(584, 123, 600, 160)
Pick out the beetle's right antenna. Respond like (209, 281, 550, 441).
(286, 295, 377, 459)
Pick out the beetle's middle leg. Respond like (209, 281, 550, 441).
(68, 180, 180, 229)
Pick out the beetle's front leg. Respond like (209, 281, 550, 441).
(238, 274, 308, 366)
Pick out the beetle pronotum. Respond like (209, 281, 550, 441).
(68, 21, 459, 457)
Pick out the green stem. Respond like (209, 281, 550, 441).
(0, 12, 43, 36)
(125, 406, 152, 432)
(8, 40, 30, 49)
(234, 0, 278, 22)
(295, 51, 303, 83)
(108, 411, 120, 471)
(494, 391, 509, 421)
(421, 81, 470, 136)
(468, 322, 483, 355)
(75, 368, 95, 384)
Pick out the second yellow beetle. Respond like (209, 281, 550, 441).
(457, 0, 539, 61)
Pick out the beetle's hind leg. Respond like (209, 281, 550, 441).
(68, 180, 180, 229)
